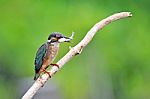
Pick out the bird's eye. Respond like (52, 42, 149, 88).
(50, 37, 58, 42)
(55, 34, 60, 38)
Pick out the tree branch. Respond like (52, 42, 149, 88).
(22, 12, 132, 99)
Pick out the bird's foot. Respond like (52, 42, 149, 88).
(50, 63, 59, 68)
(44, 70, 51, 78)
(41, 69, 51, 78)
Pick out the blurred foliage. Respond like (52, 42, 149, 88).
(0, 0, 150, 99)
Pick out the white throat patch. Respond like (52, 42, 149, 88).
(47, 40, 51, 42)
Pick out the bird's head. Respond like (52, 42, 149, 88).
(47, 32, 71, 43)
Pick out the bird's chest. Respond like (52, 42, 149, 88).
(45, 43, 59, 64)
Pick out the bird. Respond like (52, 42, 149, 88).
(34, 32, 71, 80)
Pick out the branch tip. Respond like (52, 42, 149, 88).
(124, 12, 132, 17)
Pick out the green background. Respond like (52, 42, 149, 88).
(0, 0, 150, 99)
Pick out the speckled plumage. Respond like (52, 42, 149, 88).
(34, 42, 60, 80)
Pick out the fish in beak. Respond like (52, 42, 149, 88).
(58, 32, 74, 43)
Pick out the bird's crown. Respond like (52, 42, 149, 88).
(48, 32, 64, 40)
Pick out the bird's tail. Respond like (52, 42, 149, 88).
(34, 73, 40, 80)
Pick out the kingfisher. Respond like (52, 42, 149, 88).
(34, 32, 72, 80)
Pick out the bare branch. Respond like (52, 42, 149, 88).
(22, 12, 132, 99)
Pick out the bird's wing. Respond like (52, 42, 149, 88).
(34, 43, 47, 73)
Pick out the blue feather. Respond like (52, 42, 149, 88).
(34, 43, 47, 74)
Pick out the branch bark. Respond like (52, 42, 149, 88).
(22, 12, 132, 99)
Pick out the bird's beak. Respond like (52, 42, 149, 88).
(58, 32, 74, 43)
(64, 36, 72, 42)
(58, 36, 72, 43)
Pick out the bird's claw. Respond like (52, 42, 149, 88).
(50, 63, 59, 68)
(44, 71, 51, 78)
